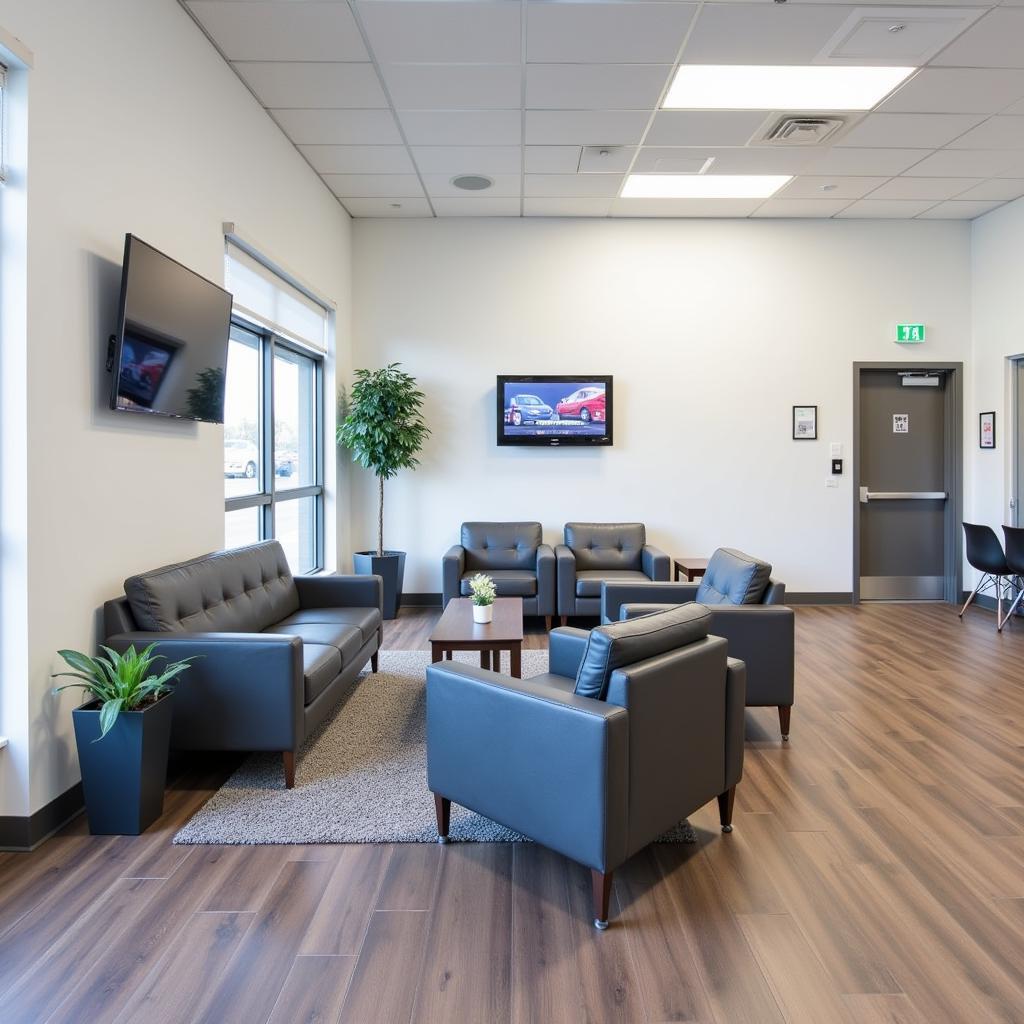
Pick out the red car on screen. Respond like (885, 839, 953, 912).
(555, 386, 605, 423)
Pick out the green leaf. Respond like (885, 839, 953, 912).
(96, 698, 124, 741)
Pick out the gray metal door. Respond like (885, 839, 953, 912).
(1015, 358, 1024, 527)
(858, 371, 948, 600)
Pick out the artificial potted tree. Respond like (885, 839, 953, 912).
(338, 363, 430, 619)
(54, 643, 194, 835)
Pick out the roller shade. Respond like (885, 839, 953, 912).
(0, 64, 7, 185)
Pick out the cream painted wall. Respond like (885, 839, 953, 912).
(0, 0, 351, 818)
(351, 217, 973, 597)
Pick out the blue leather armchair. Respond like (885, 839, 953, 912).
(426, 605, 746, 928)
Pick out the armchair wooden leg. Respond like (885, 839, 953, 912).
(778, 705, 792, 741)
(718, 786, 735, 833)
(560, 615, 568, 627)
(591, 869, 613, 930)
(371, 651, 379, 673)
(434, 794, 451, 844)
(544, 615, 552, 632)
(283, 751, 295, 789)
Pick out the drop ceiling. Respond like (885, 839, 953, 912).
(182, 0, 1024, 220)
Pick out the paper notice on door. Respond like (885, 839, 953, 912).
(893, 414, 909, 433)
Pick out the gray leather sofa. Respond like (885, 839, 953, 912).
(103, 540, 382, 788)
(426, 604, 746, 928)
(601, 547, 795, 740)
(556, 522, 669, 622)
(442, 522, 555, 627)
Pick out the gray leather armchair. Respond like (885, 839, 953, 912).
(103, 541, 382, 788)
(442, 522, 555, 627)
(426, 605, 746, 928)
(601, 547, 794, 740)
(555, 522, 669, 622)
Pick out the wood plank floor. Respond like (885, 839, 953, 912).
(2, 602, 1023, 1023)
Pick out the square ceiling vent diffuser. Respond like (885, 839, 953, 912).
(762, 117, 846, 145)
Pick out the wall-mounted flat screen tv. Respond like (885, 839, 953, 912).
(497, 375, 613, 446)
(109, 234, 232, 422)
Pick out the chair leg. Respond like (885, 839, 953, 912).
(544, 615, 552, 632)
(371, 651, 379, 673)
(959, 576, 986, 618)
(591, 869, 613, 930)
(282, 751, 295, 789)
(717, 786, 736, 833)
(559, 615, 568, 627)
(999, 587, 1024, 632)
(434, 794, 451, 844)
(998, 575, 1004, 630)
(778, 705, 791, 741)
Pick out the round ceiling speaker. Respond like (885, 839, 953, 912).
(451, 174, 493, 191)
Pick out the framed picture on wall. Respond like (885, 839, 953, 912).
(793, 405, 818, 440)
(980, 411, 996, 449)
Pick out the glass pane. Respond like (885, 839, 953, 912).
(225, 506, 260, 550)
(273, 346, 317, 489)
(224, 326, 262, 498)
(275, 496, 318, 574)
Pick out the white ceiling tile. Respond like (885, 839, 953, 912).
(751, 198, 852, 218)
(524, 174, 624, 198)
(916, 199, 1008, 218)
(357, 2, 521, 64)
(322, 173, 425, 198)
(932, 8, 1024, 68)
(836, 199, 938, 217)
(801, 147, 931, 175)
(681, 4, 854, 65)
(271, 108, 403, 145)
(524, 146, 582, 173)
(398, 110, 522, 145)
(866, 176, 984, 200)
(610, 198, 761, 218)
(381, 65, 521, 111)
(232, 62, 386, 109)
(633, 146, 811, 175)
(954, 178, 1024, 200)
(431, 197, 521, 217)
(906, 149, 1024, 176)
(779, 175, 890, 199)
(421, 173, 521, 198)
(645, 111, 767, 147)
(526, 3, 698, 64)
(526, 110, 650, 146)
(524, 198, 613, 217)
(947, 116, 1024, 150)
(820, 8, 985, 65)
(1006, 96, 1024, 115)
(526, 65, 671, 111)
(299, 145, 415, 174)
(186, 2, 368, 61)
(836, 113, 985, 149)
(880, 68, 1024, 114)
(342, 197, 433, 218)
(578, 146, 637, 173)
(412, 146, 522, 174)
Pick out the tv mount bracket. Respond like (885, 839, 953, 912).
(105, 334, 117, 372)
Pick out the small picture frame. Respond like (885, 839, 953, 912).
(793, 405, 817, 440)
(980, 411, 996, 449)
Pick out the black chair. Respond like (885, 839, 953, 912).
(999, 525, 1024, 631)
(960, 523, 1011, 626)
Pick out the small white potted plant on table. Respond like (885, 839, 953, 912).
(469, 573, 497, 623)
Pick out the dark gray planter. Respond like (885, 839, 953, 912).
(353, 550, 406, 619)
(72, 691, 174, 835)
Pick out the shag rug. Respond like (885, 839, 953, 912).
(173, 649, 697, 846)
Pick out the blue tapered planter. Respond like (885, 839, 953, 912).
(353, 550, 406, 619)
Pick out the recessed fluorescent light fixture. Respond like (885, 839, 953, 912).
(663, 65, 915, 111)
(621, 174, 792, 199)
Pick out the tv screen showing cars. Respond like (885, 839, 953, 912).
(497, 376, 613, 446)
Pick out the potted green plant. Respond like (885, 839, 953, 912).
(337, 362, 430, 618)
(468, 573, 497, 624)
(53, 643, 194, 835)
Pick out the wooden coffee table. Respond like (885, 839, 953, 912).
(673, 557, 709, 582)
(429, 597, 524, 678)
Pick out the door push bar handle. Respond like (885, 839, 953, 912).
(859, 486, 947, 503)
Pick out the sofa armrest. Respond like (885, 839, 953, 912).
(555, 544, 577, 615)
(601, 580, 699, 624)
(642, 544, 671, 582)
(105, 632, 303, 751)
(535, 544, 556, 617)
(442, 545, 466, 607)
(295, 574, 383, 614)
(426, 662, 628, 872)
(548, 626, 590, 678)
(725, 657, 746, 789)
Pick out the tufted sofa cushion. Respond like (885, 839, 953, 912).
(695, 548, 773, 606)
(565, 522, 645, 572)
(124, 540, 300, 633)
(462, 522, 542, 571)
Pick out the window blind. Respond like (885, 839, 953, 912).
(0, 63, 7, 185)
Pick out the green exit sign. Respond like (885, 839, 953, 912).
(896, 323, 926, 344)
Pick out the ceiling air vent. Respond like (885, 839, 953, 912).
(763, 117, 845, 145)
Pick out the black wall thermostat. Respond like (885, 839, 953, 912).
(832, 458, 843, 475)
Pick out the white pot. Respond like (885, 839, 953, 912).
(473, 603, 493, 624)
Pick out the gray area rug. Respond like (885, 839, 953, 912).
(174, 649, 697, 846)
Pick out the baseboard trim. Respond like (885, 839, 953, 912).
(785, 592, 854, 606)
(402, 593, 443, 607)
(0, 782, 84, 852)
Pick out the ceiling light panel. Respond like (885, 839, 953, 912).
(621, 174, 792, 199)
(663, 65, 915, 112)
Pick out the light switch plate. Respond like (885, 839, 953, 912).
(830, 442, 842, 458)
(826, 478, 839, 488)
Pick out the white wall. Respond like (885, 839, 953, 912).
(0, 0, 352, 819)
(351, 217, 973, 596)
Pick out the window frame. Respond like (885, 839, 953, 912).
(224, 315, 325, 573)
